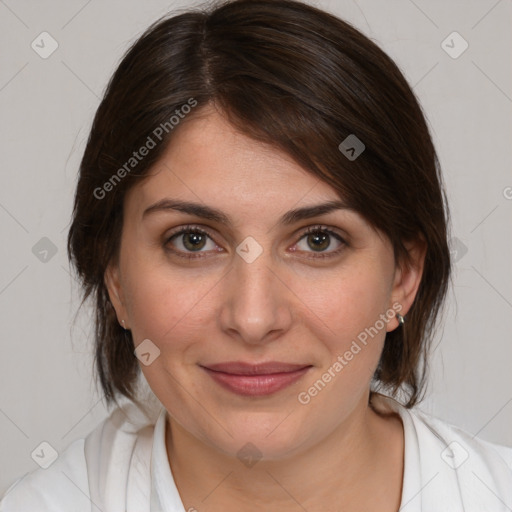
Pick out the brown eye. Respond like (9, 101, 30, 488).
(181, 231, 208, 251)
(306, 231, 331, 251)
(165, 227, 220, 257)
(294, 227, 346, 258)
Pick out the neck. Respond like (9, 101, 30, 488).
(165, 393, 404, 512)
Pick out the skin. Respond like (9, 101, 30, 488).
(106, 106, 426, 512)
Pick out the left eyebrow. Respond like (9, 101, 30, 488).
(280, 200, 353, 225)
(142, 199, 352, 225)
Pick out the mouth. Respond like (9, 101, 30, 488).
(199, 361, 313, 396)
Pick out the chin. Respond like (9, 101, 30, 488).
(198, 411, 315, 463)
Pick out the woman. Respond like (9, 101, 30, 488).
(1, 0, 510, 510)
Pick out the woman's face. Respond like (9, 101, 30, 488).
(106, 107, 423, 460)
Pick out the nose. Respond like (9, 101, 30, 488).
(218, 247, 294, 346)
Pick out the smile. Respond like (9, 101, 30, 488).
(200, 362, 313, 397)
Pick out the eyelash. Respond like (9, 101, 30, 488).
(163, 224, 347, 260)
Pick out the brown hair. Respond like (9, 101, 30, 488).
(68, 0, 452, 408)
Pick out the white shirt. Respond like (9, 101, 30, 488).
(1, 394, 511, 511)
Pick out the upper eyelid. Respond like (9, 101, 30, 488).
(302, 224, 346, 239)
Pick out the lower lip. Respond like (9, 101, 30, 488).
(201, 366, 311, 396)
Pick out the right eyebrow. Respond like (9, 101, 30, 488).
(143, 199, 230, 224)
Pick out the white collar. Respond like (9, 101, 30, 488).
(150, 407, 186, 511)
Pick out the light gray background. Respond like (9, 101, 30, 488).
(1, 0, 511, 494)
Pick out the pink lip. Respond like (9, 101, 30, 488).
(200, 361, 312, 396)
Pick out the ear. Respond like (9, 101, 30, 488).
(387, 236, 427, 332)
(104, 262, 129, 329)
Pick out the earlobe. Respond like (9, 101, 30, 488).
(388, 237, 427, 330)
(104, 264, 128, 329)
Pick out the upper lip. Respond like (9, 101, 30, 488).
(201, 361, 312, 375)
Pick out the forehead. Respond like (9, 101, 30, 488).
(125, 109, 343, 220)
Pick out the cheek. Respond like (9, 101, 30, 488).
(295, 265, 391, 350)
(293, 264, 392, 405)
(122, 257, 221, 348)
(294, 274, 390, 413)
